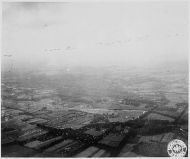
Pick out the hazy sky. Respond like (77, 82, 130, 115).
(2, 1, 188, 70)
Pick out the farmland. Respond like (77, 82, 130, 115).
(1, 65, 188, 157)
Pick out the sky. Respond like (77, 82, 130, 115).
(2, 1, 188, 70)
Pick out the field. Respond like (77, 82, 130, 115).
(1, 65, 188, 157)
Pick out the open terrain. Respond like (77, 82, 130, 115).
(1, 65, 188, 157)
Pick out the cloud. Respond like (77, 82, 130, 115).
(2, 2, 188, 70)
